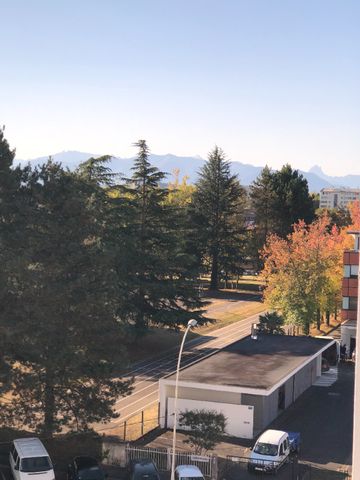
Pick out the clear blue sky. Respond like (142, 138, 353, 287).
(1, 0, 359, 175)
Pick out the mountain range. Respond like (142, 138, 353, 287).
(16, 151, 360, 192)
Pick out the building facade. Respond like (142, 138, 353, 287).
(341, 232, 359, 355)
(319, 188, 360, 210)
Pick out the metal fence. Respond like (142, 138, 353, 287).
(220, 455, 351, 480)
(125, 445, 215, 478)
(99, 402, 160, 441)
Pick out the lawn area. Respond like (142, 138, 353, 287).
(127, 279, 265, 365)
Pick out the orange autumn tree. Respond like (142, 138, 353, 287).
(262, 215, 348, 334)
(349, 199, 360, 230)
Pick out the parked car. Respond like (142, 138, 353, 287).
(127, 459, 160, 480)
(67, 456, 107, 480)
(248, 429, 300, 474)
(9, 438, 55, 480)
(175, 465, 205, 480)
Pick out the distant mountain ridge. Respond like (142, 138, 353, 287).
(16, 151, 360, 192)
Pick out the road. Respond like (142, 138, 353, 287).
(97, 308, 263, 434)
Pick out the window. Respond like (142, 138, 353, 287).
(343, 297, 358, 310)
(349, 297, 358, 311)
(345, 265, 359, 278)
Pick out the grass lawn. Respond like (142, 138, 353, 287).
(127, 279, 265, 365)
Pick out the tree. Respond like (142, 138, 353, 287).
(120, 140, 204, 334)
(0, 160, 132, 436)
(271, 164, 315, 237)
(258, 312, 285, 334)
(179, 409, 227, 454)
(191, 147, 246, 289)
(249, 165, 277, 253)
(262, 215, 348, 334)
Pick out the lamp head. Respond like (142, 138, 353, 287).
(187, 319, 197, 328)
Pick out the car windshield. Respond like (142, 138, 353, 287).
(253, 442, 278, 456)
(20, 457, 52, 472)
(78, 467, 104, 480)
(133, 473, 159, 480)
(180, 477, 203, 480)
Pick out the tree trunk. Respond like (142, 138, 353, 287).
(326, 311, 330, 327)
(316, 309, 321, 330)
(210, 251, 219, 290)
(43, 367, 55, 437)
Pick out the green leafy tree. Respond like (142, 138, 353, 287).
(0, 160, 132, 436)
(191, 147, 246, 289)
(258, 312, 285, 334)
(179, 409, 227, 454)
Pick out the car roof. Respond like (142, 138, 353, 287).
(74, 457, 99, 469)
(257, 429, 287, 444)
(13, 438, 49, 458)
(175, 465, 204, 477)
(130, 459, 157, 471)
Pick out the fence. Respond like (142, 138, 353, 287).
(220, 455, 351, 480)
(99, 402, 160, 441)
(102, 442, 216, 479)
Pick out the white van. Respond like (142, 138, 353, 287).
(248, 429, 290, 473)
(9, 438, 55, 480)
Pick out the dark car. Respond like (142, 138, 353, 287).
(67, 456, 107, 480)
(128, 459, 160, 480)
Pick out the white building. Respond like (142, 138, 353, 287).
(159, 335, 336, 439)
(319, 188, 360, 209)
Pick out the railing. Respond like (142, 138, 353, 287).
(98, 402, 160, 441)
(125, 444, 215, 478)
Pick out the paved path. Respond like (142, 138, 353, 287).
(97, 309, 263, 434)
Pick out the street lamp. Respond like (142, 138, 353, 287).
(170, 318, 198, 480)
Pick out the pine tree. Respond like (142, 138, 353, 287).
(191, 146, 246, 289)
(119, 140, 204, 334)
(271, 164, 315, 237)
(0, 160, 132, 435)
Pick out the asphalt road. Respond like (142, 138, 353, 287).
(97, 308, 263, 434)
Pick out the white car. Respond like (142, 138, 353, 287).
(248, 429, 291, 473)
(175, 465, 205, 480)
(9, 438, 55, 480)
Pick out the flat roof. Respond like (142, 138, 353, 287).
(168, 334, 334, 390)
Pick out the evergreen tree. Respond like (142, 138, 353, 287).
(191, 147, 246, 289)
(249, 166, 277, 267)
(120, 140, 204, 334)
(0, 160, 132, 435)
(271, 164, 315, 237)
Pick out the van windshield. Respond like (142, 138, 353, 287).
(253, 442, 278, 456)
(20, 457, 52, 472)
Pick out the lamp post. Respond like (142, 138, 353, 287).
(170, 318, 198, 480)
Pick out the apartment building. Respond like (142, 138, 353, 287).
(320, 188, 360, 209)
(341, 232, 360, 355)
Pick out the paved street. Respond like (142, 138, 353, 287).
(97, 299, 263, 434)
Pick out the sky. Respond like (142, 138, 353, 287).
(1, 0, 359, 176)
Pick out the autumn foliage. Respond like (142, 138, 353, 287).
(262, 215, 351, 334)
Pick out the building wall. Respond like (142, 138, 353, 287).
(159, 354, 325, 439)
(319, 188, 360, 209)
(341, 250, 359, 323)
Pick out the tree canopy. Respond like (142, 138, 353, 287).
(191, 146, 246, 289)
